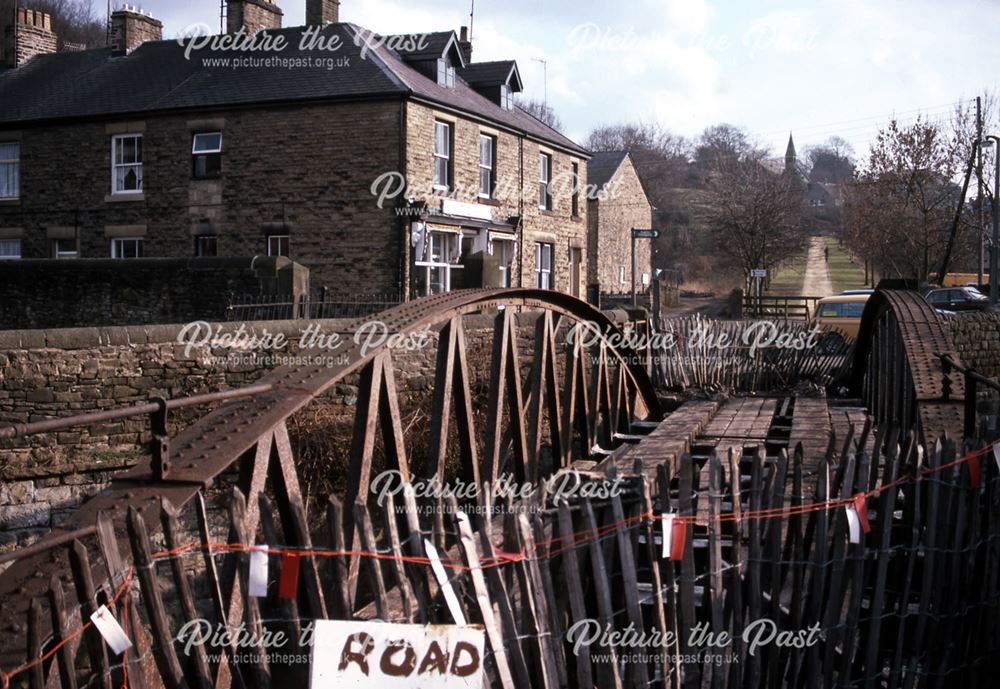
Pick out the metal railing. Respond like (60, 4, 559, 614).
(225, 291, 404, 321)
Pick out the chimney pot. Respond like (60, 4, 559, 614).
(227, 0, 283, 35)
(110, 6, 163, 56)
(306, 0, 340, 26)
(5, 6, 58, 67)
(458, 26, 472, 64)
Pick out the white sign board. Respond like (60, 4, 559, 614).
(310, 620, 485, 689)
(751, 269, 767, 278)
(441, 198, 493, 222)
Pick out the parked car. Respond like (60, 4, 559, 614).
(924, 286, 989, 312)
(814, 293, 870, 340)
(811, 293, 871, 352)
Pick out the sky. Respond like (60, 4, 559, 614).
(131, 0, 1000, 161)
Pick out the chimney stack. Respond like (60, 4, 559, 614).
(227, 0, 283, 34)
(458, 26, 472, 64)
(306, 0, 340, 26)
(4, 7, 57, 67)
(110, 6, 163, 56)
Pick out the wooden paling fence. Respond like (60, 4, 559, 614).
(653, 315, 853, 392)
(6, 420, 1000, 689)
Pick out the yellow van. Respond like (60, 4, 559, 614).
(813, 293, 871, 340)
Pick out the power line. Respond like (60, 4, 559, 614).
(761, 98, 971, 137)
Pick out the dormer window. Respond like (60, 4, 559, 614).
(500, 84, 514, 111)
(437, 58, 455, 88)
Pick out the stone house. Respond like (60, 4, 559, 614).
(586, 151, 653, 296)
(0, 0, 590, 300)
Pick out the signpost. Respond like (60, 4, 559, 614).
(630, 228, 660, 308)
(310, 620, 486, 688)
(750, 269, 767, 315)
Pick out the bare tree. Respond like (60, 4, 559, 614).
(695, 123, 754, 170)
(515, 97, 564, 133)
(706, 152, 805, 288)
(1, 0, 106, 50)
(844, 116, 967, 281)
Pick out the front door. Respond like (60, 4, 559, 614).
(569, 247, 582, 298)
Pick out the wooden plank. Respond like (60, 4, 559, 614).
(68, 540, 111, 689)
(557, 502, 595, 689)
(324, 496, 353, 619)
(159, 501, 213, 689)
(47, 576, 78, 689)
(454, 511, 516, 689)
(582, 500, 623, 689)
(514, 512, 559, 689)
(195, 493, 242, 689)
(611, 493, 649, 689)
(353, 502, 388, 621)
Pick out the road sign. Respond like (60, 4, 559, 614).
(311, 620, 486, 688)
(631, 229, 660, 239)
(751, 269, 767, 278)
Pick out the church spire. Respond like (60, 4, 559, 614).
(785, 132, 797, 169)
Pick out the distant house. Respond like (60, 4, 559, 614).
(586, 151, 653, 297)
(0, 0, 590, 300)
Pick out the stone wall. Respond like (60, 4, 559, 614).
(586, 155, 653, 294)
(405, 102, 589, 297)
(0, 309, 636, 552)
(948, 312, 1000, 379)
(0, 100, 404, 293)
(0, 256, 308, 329)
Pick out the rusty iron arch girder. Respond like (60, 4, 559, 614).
(849, 289, 964, 445)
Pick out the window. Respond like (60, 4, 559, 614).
(195, 235, 217, 257)
(111, 237, 143, 258)
(0, 143, 19, 199)
(534, 242, 553, 289)
(192, 133, 222, 179)
(500, 84, 513, 111)
(491, 238, 515, 288)
(571, 162, 580, 217)
(479, 134, 496, 199)
(415, 230, 462, 296)
(267, 234, 289, 257)
(538, 153, 552, 210)
(0, 238, 21, 259)
(436, 58, 455, 88)
(434, 121, 452, 191)
(52, 239, 78, 259)
(112, 134, 143, 194)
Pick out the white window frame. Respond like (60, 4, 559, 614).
(192, 132, 223, 179)
(0, 238, 21, 259)
(0, 143, 20, 200)
(111, 134, 143, 195)
(52, 238, 78, 259)
(490, 237, 515, 288)
(110, 236, 143, 259)
(436, 58, 455, 88)
(535, 242, 553, 289)
(500, 84, 513, 111)
(267, 234, 290, 257)
(433, 121, 452, 191)
(415, 229, 463, 296)
(479, 134, 495, 199)
(539, 153, 552, 210)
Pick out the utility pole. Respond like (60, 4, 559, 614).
(987, 134, 1000, 305)
(978, 96, 985, 287)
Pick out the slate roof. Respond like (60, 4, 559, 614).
(587, 150, 629, 190)
(0, 23, 586, 155)
(458, 60, 521, 89)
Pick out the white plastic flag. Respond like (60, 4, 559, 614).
(90, 605, 133, 656)
(424, 539, 467, 625)
(845, 506, 862, 544)
(660, 514, 675, 559)
(249, 548, 269, 598)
